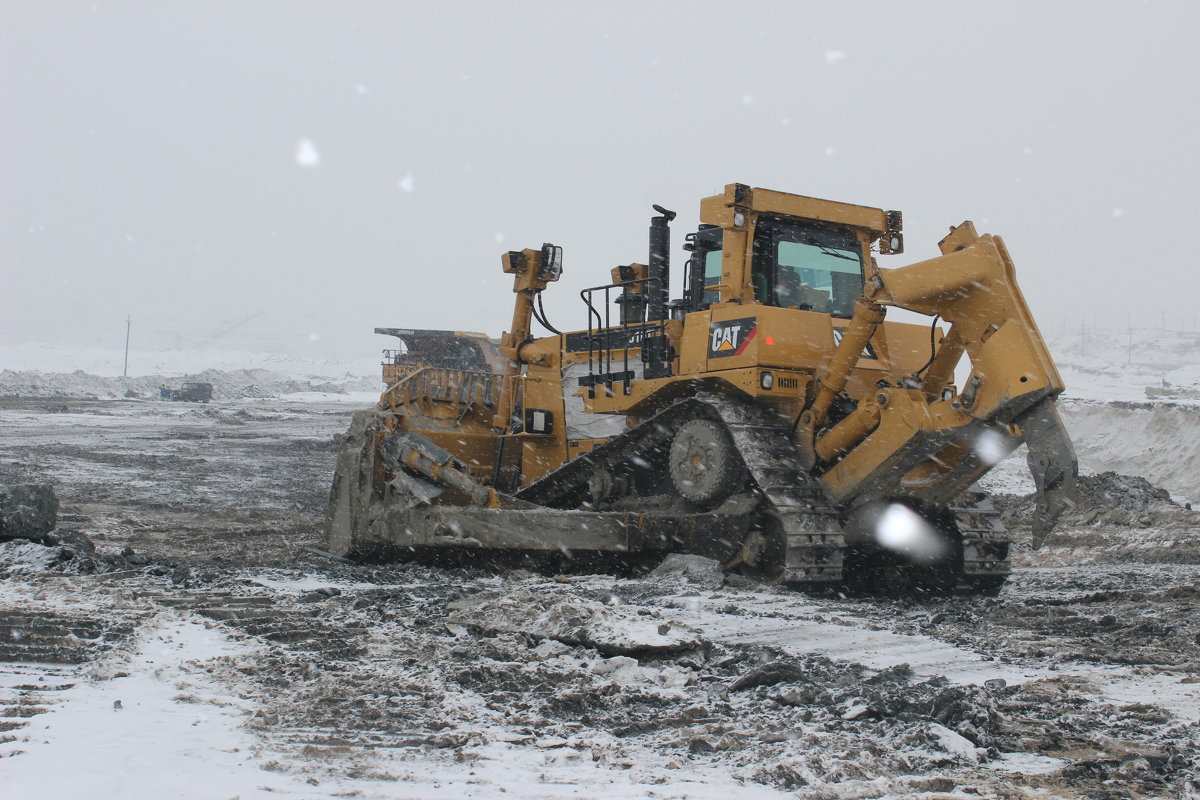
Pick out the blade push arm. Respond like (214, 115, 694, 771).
(800, 222, 1077, 545)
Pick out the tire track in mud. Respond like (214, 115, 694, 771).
(0, 665, 78, 757)
(0, 584, 146, 762)
(0, 577, 336, 796)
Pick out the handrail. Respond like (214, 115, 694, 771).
(578, 276, 665, 398)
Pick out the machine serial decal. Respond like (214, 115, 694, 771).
(709, 317, 757, 358)
(564, 324, 661, 353)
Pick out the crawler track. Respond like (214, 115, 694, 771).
(519, 392, 1011, 593)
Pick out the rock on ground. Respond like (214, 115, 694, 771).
(0, 484, 58, 542)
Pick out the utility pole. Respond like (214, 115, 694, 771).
(123, 315, 132, 377)
(1127, 314, 1132, 367)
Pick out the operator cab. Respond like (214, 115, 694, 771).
(683, 217, 865, 318)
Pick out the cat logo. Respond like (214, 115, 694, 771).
(709, 317, 757, 358)
(832, 327, 878, 360)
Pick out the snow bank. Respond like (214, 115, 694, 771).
(0, 367, 376, 400)
(1062, 400, 1200, 502)
(980, 398, 1200, 504)
(0, 340, 378, 379)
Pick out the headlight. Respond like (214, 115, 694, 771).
(537, 243, 563, 282)
(760, 371, 774, 390)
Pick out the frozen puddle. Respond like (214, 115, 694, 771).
(0, 614, 314, 799)
(673, 592, 1200, 725)
(1085, 670, 1200, 724)
(987, 751, 1068, 775)
(248, 570, 385, 595)
(675, 593, 1043, 685)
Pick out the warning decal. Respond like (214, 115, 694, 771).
(832, 327, 878, 360)
(709, 317, 757, 359)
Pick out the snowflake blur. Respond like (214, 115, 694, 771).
(873, 503, 948, 562)
(974, 428, 1010, 466)
(294, 138, 321, 168)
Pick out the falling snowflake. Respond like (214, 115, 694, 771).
(874, 503, 947, 561)
(974, 428, 1009, 466)
(824, 49, 846, 66)
(295, 139, 321, 168)
(398, 173, 415, 193)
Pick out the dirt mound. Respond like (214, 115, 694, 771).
(447, 587, 706, 655)
(0, 532, 99, 577)
(1077, 471, 1178, 512)
(998, 471, 1179, 520)
(996, 472, 1200, 565)
(0, 525, 175, 579)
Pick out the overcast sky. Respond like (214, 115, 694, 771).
(3, 1, 1197, 364)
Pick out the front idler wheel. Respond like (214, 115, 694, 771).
(668, 419, 746, 507)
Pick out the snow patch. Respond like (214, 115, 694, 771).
(0, 615, 313, 798)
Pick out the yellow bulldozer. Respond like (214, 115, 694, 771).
(326, 183, 1076, 594)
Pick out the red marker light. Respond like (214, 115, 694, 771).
(765, 336, 775, 346)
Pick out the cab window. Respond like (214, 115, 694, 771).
(684, 224, 724, 312)
(702, 250, 722, 306)
(753, 220, 863, 317)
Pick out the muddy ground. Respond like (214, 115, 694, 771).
(1, 396, 1199, 799)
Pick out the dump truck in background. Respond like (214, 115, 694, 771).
(327, 183, 1076, 595)
(375, 329, 504, 386)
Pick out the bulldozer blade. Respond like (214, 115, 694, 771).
(1021, 398, 1078, 549)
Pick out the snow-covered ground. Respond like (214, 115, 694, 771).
(1047, 325, 1200, 405)
(0, 599, 319, 799)
(0, 341, 382, 401)
(2, 327, 1200, 798)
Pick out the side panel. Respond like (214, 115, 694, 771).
(692, 304, 944, 399)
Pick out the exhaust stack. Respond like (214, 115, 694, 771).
(647, 204, 676, 322)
